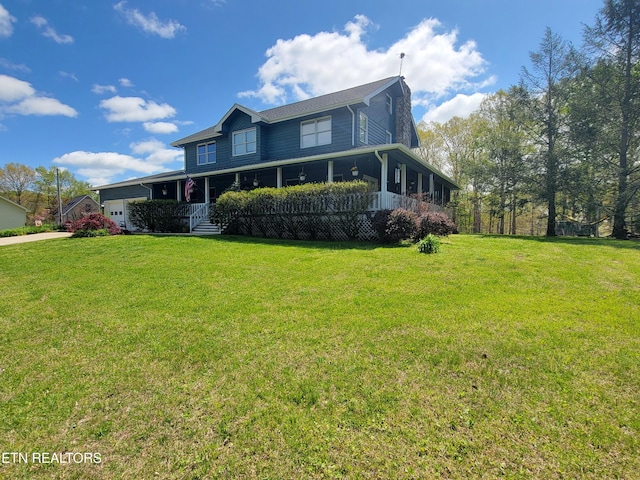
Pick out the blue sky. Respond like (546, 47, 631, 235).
(1, 0, 604, 187)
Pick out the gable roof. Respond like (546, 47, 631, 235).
(171, 76, 404, 147)
(61, 195, 99, 215)
(0, 195, 29, 212)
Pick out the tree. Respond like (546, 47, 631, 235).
(33, 166, 96, 222)
(518, 28, 579, 236)
(0, 163, 36, 206)
(478, 90, 531, 235)
(584, 0, 640, 238)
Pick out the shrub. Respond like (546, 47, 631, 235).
(70, 229, 111, 238)
(214, 181, 373, 239)
(417, 234, 441, 254)
(371, 210, 392, 242)
(415, 211, 456, 239)
(128, 200, 189, 232)
(386, 208, 418, 243)
(67, 213, 121, 235)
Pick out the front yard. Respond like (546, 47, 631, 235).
(0, 234, 638, 479)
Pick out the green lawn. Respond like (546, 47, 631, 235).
(0, 234, 638, 479)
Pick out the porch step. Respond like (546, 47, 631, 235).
(192, 220, 221, 235)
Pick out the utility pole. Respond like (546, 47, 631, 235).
(56, 168, 63, 225)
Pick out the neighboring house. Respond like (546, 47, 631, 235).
(96, 76, 459, 231)
(59, 195, 100, 223)
(0, 195, 29, 230)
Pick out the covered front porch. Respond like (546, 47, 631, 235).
(156, 145, 458, 208)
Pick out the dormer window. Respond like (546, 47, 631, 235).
(301, 116, 331, 148)
(232, 128, 256, 156)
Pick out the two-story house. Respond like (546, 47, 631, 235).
(96, 76, 458, 230)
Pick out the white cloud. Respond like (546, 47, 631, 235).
(114, 1, 185, 39)
(54, 140, 182, 186)
(92, 84, 117, 95)
(421, 92, 487, 123)
(0, 75, 35, 102)
(0, 58, 30, 73)
(240, 15, 490, 108)
(6, 96, 78, 117)
(0, 74, 77, 117)
(30, 15, 74, 45)
(59, 71, 78, 82)
(0, 3, 16, 38)
(99, 95, 176, 122)
(119, 78, 134, 88)
(143, 121, 178, 134)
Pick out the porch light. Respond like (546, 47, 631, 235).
(351, 161, 359, 177)
(162, 184, 168, 196)
(299, 167, 306, 182)
(253, 174, 259, 187)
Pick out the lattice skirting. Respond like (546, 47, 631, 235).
(223, 212, 378, 242)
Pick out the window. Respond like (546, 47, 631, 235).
(386, 131, 393, 144)
(197, 142, 216, 164)
(359, 112, 368, 144)
(301, 116, 331, 148)
(386, 94, 393, 114)
(232, 128, 256, 156)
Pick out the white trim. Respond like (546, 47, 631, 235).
(358, 112, 369, 145)
(197, 141, 217, 165)
(300, 116, 332, 149)
(232, 127, 257, 156)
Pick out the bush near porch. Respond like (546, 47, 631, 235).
(213, 181, 375, 241)
(127, 200, 191, 233)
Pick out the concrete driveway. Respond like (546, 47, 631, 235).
(0, 232, 72, 246)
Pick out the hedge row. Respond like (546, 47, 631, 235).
(213, 181, 374, 239)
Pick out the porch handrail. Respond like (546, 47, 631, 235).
(370, 192, 419, 212)
(189, 203, 209, 232)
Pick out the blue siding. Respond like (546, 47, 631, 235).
(358, 91, 395, 146)
(180, 84, 403, 176)
(265, 108, 354, 161)
(100, 185, 150, 202)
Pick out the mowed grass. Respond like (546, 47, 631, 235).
(0, 234, 638, 479)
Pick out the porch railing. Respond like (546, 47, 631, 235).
(369, 192, 419, 212)
(188, 203, 209, 232)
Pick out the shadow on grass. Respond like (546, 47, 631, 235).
(475, 234, 640, 251)
(192, 233, 409, 251)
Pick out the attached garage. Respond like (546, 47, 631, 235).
(103, 197, 146, 231)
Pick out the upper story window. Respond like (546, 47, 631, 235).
(197, 141, 216, 164)
(301, 116, 331, 148)
(232, 128, 256, 156)
(359, 112, 369, 144)
(386, 94, 393, 114)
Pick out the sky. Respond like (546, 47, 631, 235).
(0, 0, 605, 187)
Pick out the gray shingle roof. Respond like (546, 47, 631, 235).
(258, 76, 399, 121)
(171, 76, 402, 147)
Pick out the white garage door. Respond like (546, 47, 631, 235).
(104, 198, 146, 231)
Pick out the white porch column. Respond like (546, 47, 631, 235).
(277, 167, 282, 188)
(177, 180, 182, 201)
(380, 154, 388, 194)
(204, 177, 210, 203)
(401, 164, 407, 195)
(327, 161, 334, 183)
(235, 172, 240, 184)
(417, 173, 423, 195)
